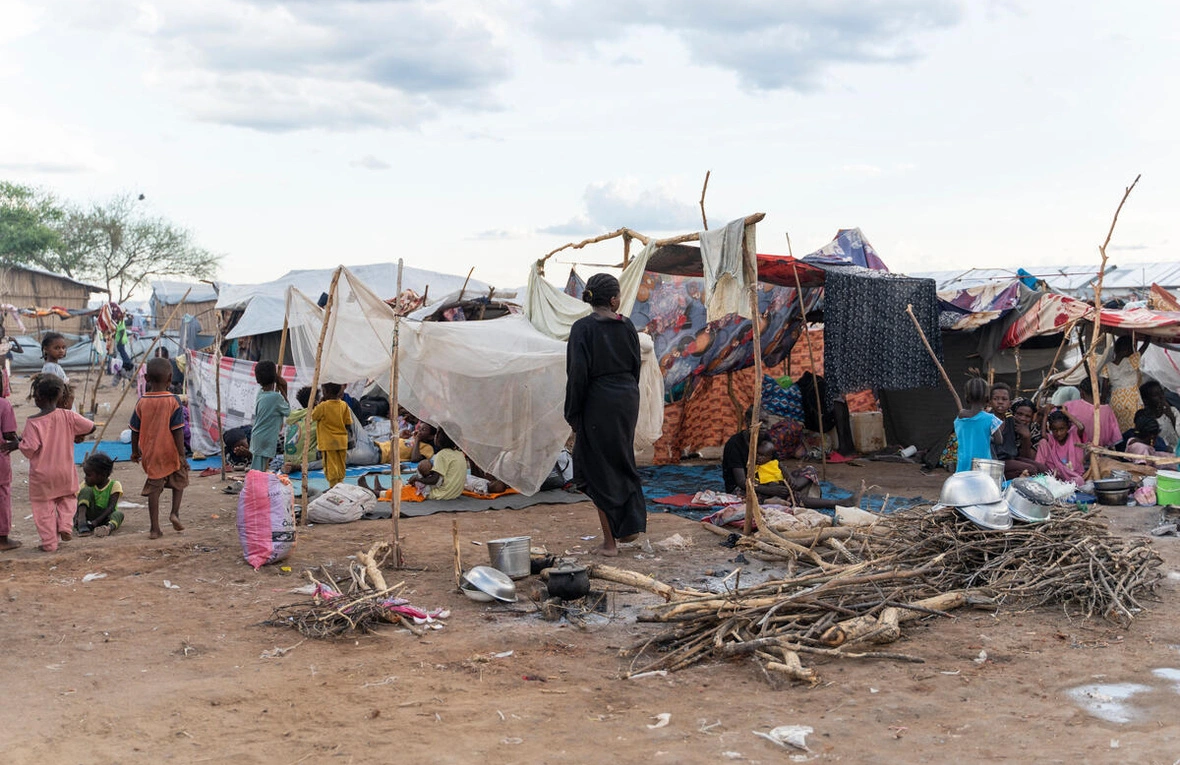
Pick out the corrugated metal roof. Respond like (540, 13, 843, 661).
(151, 280, 219, 304)
(2, 264, 107, 292)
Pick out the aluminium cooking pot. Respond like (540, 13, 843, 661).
(1004, 479, 1053, 523)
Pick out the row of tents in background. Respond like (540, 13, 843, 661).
(6, 221, 1180, 489)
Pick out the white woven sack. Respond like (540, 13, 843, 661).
(307, 483, 376, 524)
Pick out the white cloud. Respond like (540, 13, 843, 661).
(541, 179, 708, 236)
(37, 0, 514, 132)
(528, 0, 965, 90)
(350, 154, 392, 171)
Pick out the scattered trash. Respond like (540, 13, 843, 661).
(974, 650, 988, 665)
(361, 676, 397, 688)
(721, 753, 743, 760)
(647, 713, 671, 729)
(492, 650, 514, 659)
(698, 719, 722, 734)
(1110, 739, 1119, 749)
(869, 687, 879, 694)
(753, 725, 812, 751)
(501, 738, 523, 745)
(288, 584, 318, 595)
(280, 566, 292, 573)
(654, 533, 693, 551)
(163, 580, 180, 590)
(1150, 523, 1178, 537)
(522, 675, 546, 682)
(260, 641, 303, 659)
(82, 573, 107, 583)
(628, 670, 668, 680)
(719, 533, 740, 549)
(940, 670, 961, 676)
(579, 535, 597, 541)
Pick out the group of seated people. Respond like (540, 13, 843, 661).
(222, 388, 511, 500)
(951, 375, 1180, 484)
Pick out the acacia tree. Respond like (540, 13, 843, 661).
(0, 181, 66, 270)
(59, 195, 220, 303)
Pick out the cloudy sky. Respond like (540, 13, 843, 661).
(1, 0, 1175, 291)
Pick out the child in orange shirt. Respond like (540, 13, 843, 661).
(15, 374, 95, 551)
(130, 358, 189, 539)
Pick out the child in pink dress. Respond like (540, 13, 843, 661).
(17, 375, 96, 552)
(0, 390, 19, 550)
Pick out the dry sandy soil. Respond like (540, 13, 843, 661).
(3, 372, 1180, 765)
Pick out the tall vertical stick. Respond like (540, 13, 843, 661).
(1087, 174, 1141, 479)
(212, 314, 228, 481)
(742, 224, 765, 536)
(90, 288, 192, 450)
(698, 170, 711, 230)
(388, 260, 404, 567)
(276, 314, 290, 367)
(792, 263, 826, 481)
(300, 268, 342, 525)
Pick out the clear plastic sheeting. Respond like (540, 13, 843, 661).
(288, 268, 664, 496)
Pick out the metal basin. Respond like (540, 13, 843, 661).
(939, 471, 1003, 507)
(461, 565, 517, 603)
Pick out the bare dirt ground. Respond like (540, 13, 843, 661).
(3, 372, 1180, 764)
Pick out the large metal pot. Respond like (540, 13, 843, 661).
(547, 565, 591, 600)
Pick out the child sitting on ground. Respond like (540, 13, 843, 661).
(954, 377, 1002, 473)
(1035, 410, 1088, 484)
(249, 360, 289, 472)
(408, 429, 467, 500)
(130, 358, 188, 539)
(17, 374, 95, 551)
(76, 452, 124, 537)
(311, 382, 351, 487)
(1125, 408, 1170, 463)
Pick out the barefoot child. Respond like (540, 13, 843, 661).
(407, 429, 466, 500)
(310, 382, 350, 487)
(0, 390, 20, 550)
(130, 358, 188, 538)
(75, 451, 124, 537)
(249, 360, 289, 472)
(16, 374, 95, 551)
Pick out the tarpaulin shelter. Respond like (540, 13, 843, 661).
(275, 268, 662, 496)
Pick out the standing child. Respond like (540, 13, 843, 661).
(954, 377, 1003, 473)
(76, 452, 124, 537)
(0, 389, 20, 550)
(130, 358, 188, 539)
(311, 382, 351, 487)
(40, 332, 70, 384)
(249, 360, 289, 472)
(16, 374, 95, 551)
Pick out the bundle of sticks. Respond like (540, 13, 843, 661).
(625, 506, 1161, 682)
(265, 542, 423, 639)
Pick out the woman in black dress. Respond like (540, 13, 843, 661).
(564, 273, 646, 556)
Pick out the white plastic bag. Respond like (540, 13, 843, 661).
(307, 482, 376, 524)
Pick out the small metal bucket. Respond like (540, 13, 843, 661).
(487, 536, 531, 580)
(971, 458, 1005, 491)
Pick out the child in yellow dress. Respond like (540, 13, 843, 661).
(311, 382, 351, 486)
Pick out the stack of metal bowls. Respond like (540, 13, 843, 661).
(460, 565, 518, 603)
(935, 470, 1012, 530)
(1003, 477, 1054, 522)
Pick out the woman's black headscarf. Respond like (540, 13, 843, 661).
(582, 273, 620, 308)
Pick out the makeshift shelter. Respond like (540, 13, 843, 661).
(216, 263, 500, 363)
(150, 280, 218, 336)
(526, 220, 945, 461)
(0, 264, 106, 335)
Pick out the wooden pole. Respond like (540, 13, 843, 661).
(1014, 345, 1022, 395)
(792, 265, 827, 480)
(905, 304, 962, 411)
(300, 268, 342, 525)
(1086, 174, 1141, 479)
(213, 311, 227, 481)
(742, 223, 765, 536)
(388, 260, 404, 567)
(458, 267, 474, 301)
(90, 288, 192, 451)
(698, 170, 711, 230)
(276, 314, 289, 367)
